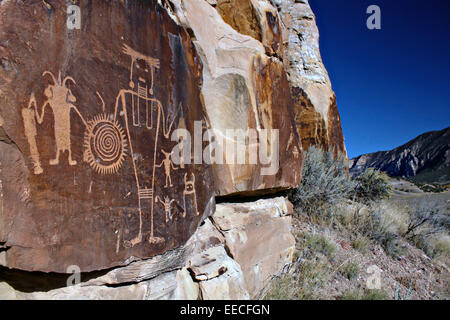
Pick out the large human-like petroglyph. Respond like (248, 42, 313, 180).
(114, 43, 184, 247)
(23, 71, 85, 171)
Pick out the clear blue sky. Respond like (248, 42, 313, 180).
(308, 0, 450, 158)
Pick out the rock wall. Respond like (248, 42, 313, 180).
(0, 0, 215, 273)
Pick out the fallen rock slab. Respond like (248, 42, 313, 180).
(212, 197, 295, 298)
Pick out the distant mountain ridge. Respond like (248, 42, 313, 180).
(349, 127, 450, 184)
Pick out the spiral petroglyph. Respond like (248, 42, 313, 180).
(83, 114, 127, 175)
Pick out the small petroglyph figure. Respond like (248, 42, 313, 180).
(156, 149, 178, 188)
(156, 196, 176, 223)
(183, 173, 199, 218)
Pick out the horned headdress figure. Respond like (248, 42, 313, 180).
(23, 70, 87, 171)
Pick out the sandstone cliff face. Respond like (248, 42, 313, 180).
(166, 0, 303, 196)
(273, 0, 347, 156)
(0, 0, 346, 287)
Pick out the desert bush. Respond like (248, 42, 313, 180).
(339, 196, 450, 259)
(394, 196, 450, 258)
(353, 168, 392, 203)
(394, 280, 414, 300)
(411, 182, 446, 193)
(427, 234, 450, 260)
(290, 146, 354, 215)
(340, 261, 359, 280)
(305, 234, 337, 259)
(367, 203, 409, 257)
(402, 197, 449, 238)
(261, 274, 297, 300)
(353, 235, 371, 253)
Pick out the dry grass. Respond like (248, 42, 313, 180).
(263, 191, 449, 300)
(353, 235, 371, 253)
(339, 261, 360, 280)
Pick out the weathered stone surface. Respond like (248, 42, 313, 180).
(0, 1, 349, 298)
(167, 0, 303, 196)
(273, 0, 347, 156)
(189, 245, 230, 281)
(0, 282, 19, 300)
(0, 216, 221, 300)
(82, 242, 193, 287)
(141, 269, 198, 300)
(25, 281, 150, 300)
(215, 0, 262, 43)
(212, 197, 295, 298)
(194, 246, 250, 300)
(0, 0, 215, 272)
(173, 267, 200, 300)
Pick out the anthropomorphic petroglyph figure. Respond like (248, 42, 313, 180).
(33, 71, 86, 166)
(155, 149, 178, 188)
(183, 173, 199, 218)
(22, 94, 43, 175)
(155, 196, 176, 223)
(117, 44, 165, 248)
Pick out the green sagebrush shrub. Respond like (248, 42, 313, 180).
(353, 168, 392, 203)
(289, 146, 354, 215)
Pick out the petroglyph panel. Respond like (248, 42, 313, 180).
(0, 0, 214, 272)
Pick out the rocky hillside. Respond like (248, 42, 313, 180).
(349, 127, 450, 184)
